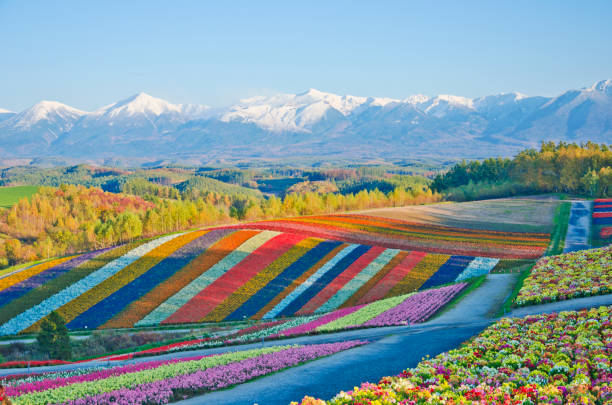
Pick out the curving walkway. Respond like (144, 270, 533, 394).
(2, 274, 609, 405)
(176, 273, 517, 404)
(509, 293, 612, 318)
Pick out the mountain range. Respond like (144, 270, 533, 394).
(1, 79, 611, 164)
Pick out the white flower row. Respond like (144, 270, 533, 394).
(455, 257, 499, 282)
(0, 233, 183, 336)
(136, 231, 280, 326)
(262, 244, 361, 319)
(315, 249, 401, 314)
(232, 314, 320, 342)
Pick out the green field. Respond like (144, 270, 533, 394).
(0, 185, 39, 209)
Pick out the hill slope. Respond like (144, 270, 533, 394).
(0, 209, 549, 335)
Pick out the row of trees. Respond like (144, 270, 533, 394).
(432, 142, 612, 198)
(0, 183, 440, 267)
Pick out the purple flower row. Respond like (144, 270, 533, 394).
(363, 283, 466, 326)
(60, 341, 366, 405)
(0, 247, 115, 309)
(8, 355, 206, 397)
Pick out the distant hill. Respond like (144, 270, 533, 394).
(1, 80, 611, 162)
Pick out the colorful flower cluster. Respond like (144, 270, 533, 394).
(516, 246, 612, 306)
(1, 224, 497, 335)
(294, 306, 612, 405)
(7, 341, 366, 405)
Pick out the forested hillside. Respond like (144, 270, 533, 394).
(0, 183, 439, 267)
(432, 142, 612, 200)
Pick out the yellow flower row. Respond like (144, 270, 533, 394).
(0, 256, 77, 292)
(386, 254, 449, 296)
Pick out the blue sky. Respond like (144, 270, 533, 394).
(1, 0, 611, 111)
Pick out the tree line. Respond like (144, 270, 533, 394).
(0, 183, 440, 267)
(431, 142, 612, 200)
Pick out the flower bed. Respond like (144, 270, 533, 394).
(9, 341, 366, 404)
(228, 240, 343, 321)
(353, 251, 424, 305)
(0, 250, 111, 309)
(0, 243, 138, 327)
(516, 246, 612, 306)
(363, 283, 467, 326)
(153, 230, 279, 325)
(0, 360, 73, 369)
(294, 306, 611, 405)
(1, 224, 500, 335)
(296, 246, 385, 316)
(170, 283, 467, 353)
(65, 231, 207, 330)
(229, 213, 550, 258)
(262, 244, 361, 319)
(100, 229, 234, 329)
(0, 234, 182, 336)
(133, 229, 258, 327)
(202, 233, 310, 322)
(313, 247, 398, 314)
(164, 231, 291, 324)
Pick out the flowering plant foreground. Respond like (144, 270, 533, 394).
(294, 306, 611, 405)
(3, 341, 366, 404)
(516, 246, 611, 307)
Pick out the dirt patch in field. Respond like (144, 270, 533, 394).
(356, 196, 558, 233)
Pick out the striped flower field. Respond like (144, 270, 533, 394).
(229, 214, 550, 259)
(0, 224, 501, 335)
(2, 341, 367, 405)
(75, 283, 467, 361)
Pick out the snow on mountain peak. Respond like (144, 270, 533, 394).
(14, 100, 86, 129)
(590, 79, 612, 93)
(223, 89, 369, 132)
(403, 94, 431, 105)
(435, 94, 475, 108)
(100, 92, 182, 118)
(300, 88, 327, 98)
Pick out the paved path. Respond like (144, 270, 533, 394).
(0, 273, 513, 378)
(428, 273, 518, 324)
(184, 324, 485, 405)
(4, 273, 608, 405)
(564, 201, 592, 252)
(509, 293, 612, 318)
(174, 273, 517, 404)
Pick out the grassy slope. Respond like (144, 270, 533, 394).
(0, 185, 39, 209)
(544, 201, 571, 256)
(496, 265, 534, 316)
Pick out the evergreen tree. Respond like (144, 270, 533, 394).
(37, 311, 72, 360)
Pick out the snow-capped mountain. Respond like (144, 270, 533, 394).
(4, 101, 85, 131)
(0, 101, 86, 155)
(0, 80, 610, 161)
(0, 108, 14, 123)
(220, 89, 371, 132)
